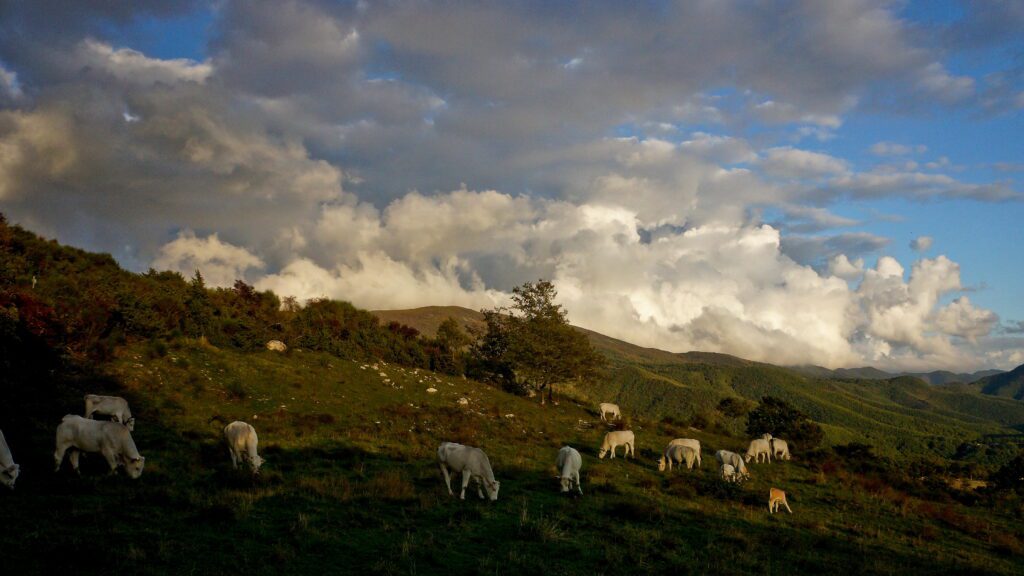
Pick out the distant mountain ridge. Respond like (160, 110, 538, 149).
(974, 365, 1024, 400)
(791, 365, 1003, 386)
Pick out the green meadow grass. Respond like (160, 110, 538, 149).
(1, 339, 1022, 575)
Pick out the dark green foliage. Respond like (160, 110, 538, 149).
(746, 396, 825, 449)
(0, 216, 483, 385)
(427, 317, 471, 375)
(990, 451, 1024, 492)
(470, 280, 604, 401)
(718, 396, 755, 418)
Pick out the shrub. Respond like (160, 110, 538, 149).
(746, 396, 824, 449)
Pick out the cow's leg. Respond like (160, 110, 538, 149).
(600, 412, 606, 421)
(575, 471, 583, 495)
(609, 445, 616, 459)
(101, 448, 119, 474)
(460, 469, 472, 500)
(54, 442, 69, 472)
(68, 450, 81, 472)
(475, 476, 485, 499)
(783, 500, 792, 514)
(228, 448, 239, 469)
(439, 463, 453, 495)
(627, 442, 634, 458)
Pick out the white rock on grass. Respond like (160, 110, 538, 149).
(457, 397, 469, 406)
(427, 388, 438, 394)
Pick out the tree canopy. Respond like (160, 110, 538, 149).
(470, 280, 603, 402)
(746, 396, 825, 449)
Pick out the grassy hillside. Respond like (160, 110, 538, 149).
(2, 340, 1023, 575)
(2, 220, 1023, 574)
(373, 306, 487, 339)
(375, 307, 1024, 463)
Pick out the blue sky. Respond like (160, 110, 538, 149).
(0, 0, 1022, 370)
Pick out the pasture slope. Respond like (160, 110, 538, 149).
(375, 307, 1024, 463)
(1, 339, 1022, 575)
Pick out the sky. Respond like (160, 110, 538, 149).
(0, 0, 1022, 371)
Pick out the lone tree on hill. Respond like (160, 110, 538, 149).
(471, 280, 603, 403)
(746, 396, 824, 449)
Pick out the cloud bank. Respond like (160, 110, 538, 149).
(0, 0, 1021, 371)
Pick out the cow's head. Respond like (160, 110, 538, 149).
(762, 433, 772, 441)
(657, 456, 666, 471)
(251, 454, 265, 474)
(484, 479, 500, 501)
(559, 475, 572, 493)
(125, 456, 145, 479)
(125, 417, 136, 432)
(1, 464, 19, 489)
(597, 448, 607, 459)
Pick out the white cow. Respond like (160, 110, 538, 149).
(265, 340, 287, 352)
(84, 394, 135, 431)
(599, 403, 621, 421)
(0, 429, 19, 489)
(598, 430, 635, 459)
(556, 446, 583, 495)
(715, 450, 749, 479)
(438, 442, 500, 500)
(224, 421, 264, 473)
(745, 438, 772, 463)
(659, 443, 697, 472)
(770, 438, 791, 461)
(720, 463, 737, 482)
(54, 415, 145, 478)
(668, 438, 702, 467)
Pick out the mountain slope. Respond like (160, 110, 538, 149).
(1, 220, 1023, 574)
(975, 364, 1024, 400)
(372, 306, 1024, 460)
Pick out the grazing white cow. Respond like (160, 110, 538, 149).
(668, 438, 702, 467)
(745, 438, 773, 463)
(715, 450, 749, 479)
(599, 403, 621, 421)
(265, 340, 287, 352)
(720, 463, 737, 482)
(556, 446, 583, 495)
(54, 415, 145, 478)
(223, 421, 264, 473)
(0, 429, 19, 489)
(598, 430, 635, 459)
(84, 394, 135, 431)
(770, 438, 791, 461)
(769, 487, 793, 513)
(659, 443, 697, 472)
(438, 442, 500, 500)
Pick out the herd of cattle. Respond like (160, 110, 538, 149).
(0, 398, 794, 514)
